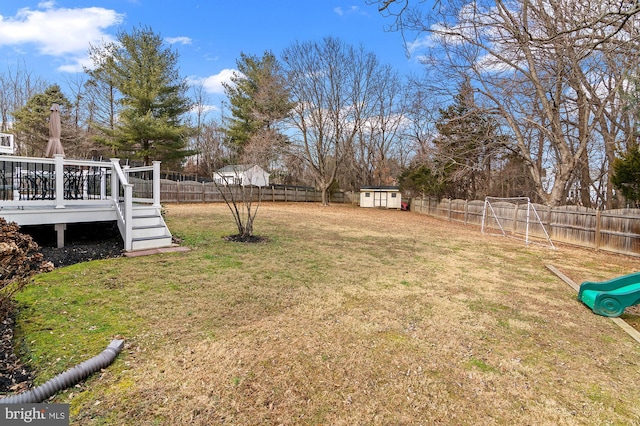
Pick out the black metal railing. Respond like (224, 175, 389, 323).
(0, 160, 55, 201)
(0, 159, 112, 202)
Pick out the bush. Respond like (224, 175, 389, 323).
(0, 218, 53, 320)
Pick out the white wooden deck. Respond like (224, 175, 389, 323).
(0, 155, 172, 251)
(1, 203, 116, 226)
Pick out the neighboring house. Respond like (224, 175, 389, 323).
(0, 133, 14, 155)
(360, 186, 402, 209)
(215, 165, 270, 187)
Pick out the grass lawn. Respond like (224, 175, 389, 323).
(11, 202, 640, 425)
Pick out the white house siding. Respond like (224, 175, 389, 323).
(215, 165, 270, 187)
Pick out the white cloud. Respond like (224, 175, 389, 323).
(190, 104, 219, 115)
(0, 3, 123, 71)
(406, 35, 436, 56)
(166, 36, 192, 45)
(197, 69, 237, 94)
(57, 55, 96, 73)
(333, 6, 363, 17)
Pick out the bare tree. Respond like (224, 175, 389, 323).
(283, 37, 390, 205)
(61, 73, 110, 159)
(370, 0, 640, 206)
(184, 118, 230, 178)
(213, 165, 265, 241)
(347, 64, 406, 188)
(85, 41, 122, 157)
(401, 77, 441, 165)
(0, 63, 47, 154)
(188, 81, 217, 175)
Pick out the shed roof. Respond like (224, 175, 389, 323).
(360, 186, 400, 191)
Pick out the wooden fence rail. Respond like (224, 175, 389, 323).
(411, 197, 640, 258)
(158, 180, 354, 204)
(155, 182, 640, 257)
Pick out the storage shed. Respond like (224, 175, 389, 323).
(359, 186, 402, 209)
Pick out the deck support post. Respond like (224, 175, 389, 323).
(55, 223, 66, 248)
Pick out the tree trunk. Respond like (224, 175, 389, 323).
(320, 180, 331, 206)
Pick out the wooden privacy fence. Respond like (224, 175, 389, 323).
(411, 197, 640, 257)
(158, 180, 352, 204)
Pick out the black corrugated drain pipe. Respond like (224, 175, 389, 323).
(0, 339, 124, 404)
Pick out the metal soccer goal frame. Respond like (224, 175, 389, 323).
(481, 196, 555, 249)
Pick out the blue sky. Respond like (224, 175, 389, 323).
(0, 1, 427, 110)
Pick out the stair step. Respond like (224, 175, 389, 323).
(132, 206, 161, 216)
(132, 215, 163, 227)
(123, 205, 172, 251)
(132, 224, 169, 239)
(131, 235, 173, 251)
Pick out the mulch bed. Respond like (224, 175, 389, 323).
(222, 234, 268, 243)
(0, 314, 33, 395)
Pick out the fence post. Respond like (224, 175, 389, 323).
(513, 203, 519, 234)
(594, 209, 601, 250)
(464, 199, 469, 224)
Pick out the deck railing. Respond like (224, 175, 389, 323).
(110, 160, 161, 250)
(0, 155, 161, 251)
(0, 155, 113, 207)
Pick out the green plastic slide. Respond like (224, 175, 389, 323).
(578, 272, 640, 317)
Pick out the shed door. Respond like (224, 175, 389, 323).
(374, 191, 387, 207)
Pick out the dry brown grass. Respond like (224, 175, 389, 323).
(22, 203, 640, 425)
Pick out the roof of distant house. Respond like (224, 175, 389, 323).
(216, 165, 255, 173)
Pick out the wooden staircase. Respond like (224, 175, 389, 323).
(130, 205, 173, 251)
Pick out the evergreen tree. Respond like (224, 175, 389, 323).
(88, 26, 194, 166)
(12, 85, 71, 157)
(398, 164, 444, 198)
(612, 144, 640, 206)
(223, 51, 292, 160)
